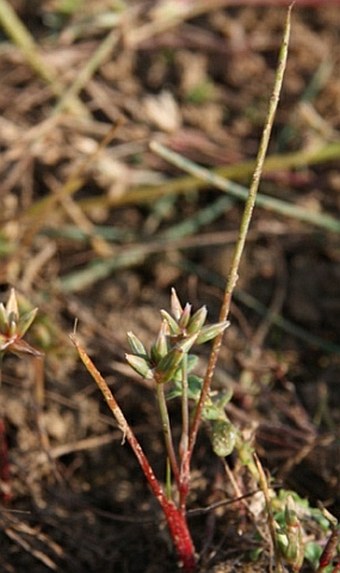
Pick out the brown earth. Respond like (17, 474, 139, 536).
(0, 2, 339, 572)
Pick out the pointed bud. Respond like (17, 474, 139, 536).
(151, 320, 169, 362)
(187, 306, 207, 335)
(6, 288, 19, 320)
(285, 496, 299, 527)
(156, 346, 184, 383)
(155, 333, 198, 384)
(178, 303, 191, 329)
(160, 309, 181, 336)
(9, 319, 17, 337)
(276, 496, 304, 571)
(170, 288, 183, 320)
(210, 419, 237, 457)
(125, 353, 153, 379)
(196, 321, 230, 344)
(127, 331, 147, 356)
(276, 530, 304, 571)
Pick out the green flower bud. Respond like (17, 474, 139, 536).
(276, 497, 304, 572)
(160, 309, 181, 336)
(151, 321, 169, 362)
(6, 288, 19, 319)
(127, 331, 147, 356)
(285, 495, 299, 527)
(196, 321, 230, 344)
(155, 333, 197, 384)
(187, 306, 207, 335)
(9, 319, 17, 337)
(210, 418, 237, 457)
(178, 303, 192, 329)
(125, 353, 153, 379)
(170, 288, 183, 320)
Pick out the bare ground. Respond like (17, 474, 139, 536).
(0, 2, 339, 571)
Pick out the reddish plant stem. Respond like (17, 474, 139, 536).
(71, 335, 196, 572)
(317, 527, 340, 571)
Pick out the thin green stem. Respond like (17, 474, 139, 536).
(180, 355, 189, 460)
(155, 381, 181, 490)
(179, 355, 190, 511)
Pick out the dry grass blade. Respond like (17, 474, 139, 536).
(0, 0, 87, 116)
(149, 142, 340, 233)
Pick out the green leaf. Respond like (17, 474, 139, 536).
(170, 356, 198, 382)
(304, 542, 322, 568)
(166, 374, 203, 400)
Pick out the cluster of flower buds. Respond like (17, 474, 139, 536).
(275, 495, 305, 572)
(126, 288, 229, 385)
(0, 288, 41, 360)
(126, 289, 237, 458)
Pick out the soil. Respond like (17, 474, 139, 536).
(0, 2, 339, 572)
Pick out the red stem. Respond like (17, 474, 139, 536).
(123, 418, 196, 571)
(318, 527, 340, 570)
(71, 335, 197, 571)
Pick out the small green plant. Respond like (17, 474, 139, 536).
(72, 290, 237, 571)
(71, 7, 292, 571)
(0, 288, 41, 363)
(0, 288, 41, 502)
(126, 289, 233, 493)
(252, 462, 339, 573)
(272, 491, 340, 573)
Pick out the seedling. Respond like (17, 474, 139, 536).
(71, 293, 232, 571)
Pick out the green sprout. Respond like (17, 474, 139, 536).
(0, 288, 41, 360)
